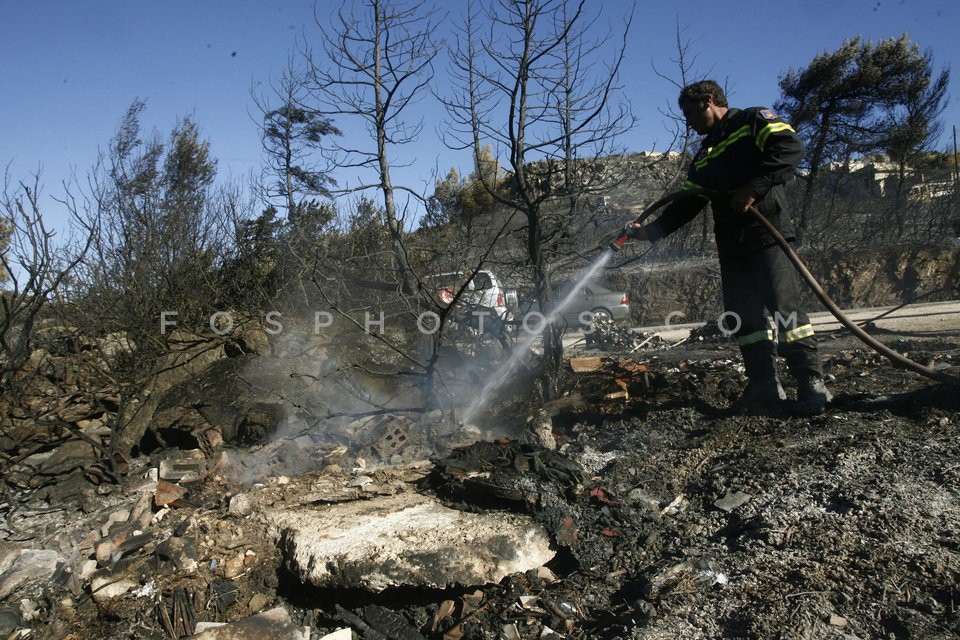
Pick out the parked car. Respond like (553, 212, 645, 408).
(518, 281, 630, 331)
(426, 270, 515, 321)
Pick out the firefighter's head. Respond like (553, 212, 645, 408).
(678, 80, 728, 135)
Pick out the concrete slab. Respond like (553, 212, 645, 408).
(266, 491, 554, 592)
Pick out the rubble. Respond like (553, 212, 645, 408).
(713, 490, 751, 512)
(569, 356, 604, 373)
(3, 308, 960, 638)
(0, 548, 61, 601)
(186, 606, 310, 639)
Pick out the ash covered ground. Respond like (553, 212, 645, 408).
(3, 323, 960, 640)
(392, 325, 960, 639)
(527, 328, 960, 639)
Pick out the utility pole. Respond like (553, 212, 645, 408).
(954, 125, 959, 185)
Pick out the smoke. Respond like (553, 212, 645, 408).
(220, 314, 524, 485)
(461, 249, 616, 425)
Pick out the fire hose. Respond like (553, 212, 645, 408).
(609, 190, 960, 388)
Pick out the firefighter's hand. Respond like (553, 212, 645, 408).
(730, 186, 759, 212)
(624, 221, 649, 241)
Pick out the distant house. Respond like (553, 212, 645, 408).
(907, 180, 955, 201)
(844, 154, 905, 198)
(635, 150, 682, 159)
(817, 153, 957, 200)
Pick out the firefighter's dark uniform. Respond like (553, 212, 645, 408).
(643, 106, 824, 399)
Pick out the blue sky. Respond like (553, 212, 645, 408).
(2, 0, 958, 232)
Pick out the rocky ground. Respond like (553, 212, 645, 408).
(2, 316, 960, 639)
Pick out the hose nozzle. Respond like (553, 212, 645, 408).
(609, 233, 629, 252)
(605, 189, 707, 255)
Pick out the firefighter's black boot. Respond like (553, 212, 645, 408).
(730, 344, 786, 415)
(783, 347, 832, 416)
(794, 372, 832, 415)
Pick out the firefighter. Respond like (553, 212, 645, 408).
(627, 80, 831, 415)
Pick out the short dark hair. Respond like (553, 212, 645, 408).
(679, 80, 728, 109)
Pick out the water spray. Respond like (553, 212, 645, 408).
(459, 252, 616, 427)
(460, 191, 711, 426)
(459, 191, 705, 427)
